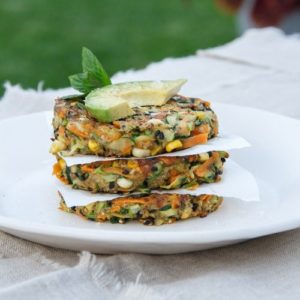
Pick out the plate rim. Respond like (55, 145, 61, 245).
(0, 213, 300, 244)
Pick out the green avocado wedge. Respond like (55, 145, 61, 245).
(85, 79, 187, 122)
(84, 97, 134, 123)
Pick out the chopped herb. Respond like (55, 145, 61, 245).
(110, 216, 120, 224)
(160, 204, 172, 211)
(65, 166, 73, 184)
(76, 102, 86, 110)
(137, 187, 151, 194)
(61, 119, 68, 126)
(120, 208, 129, 215)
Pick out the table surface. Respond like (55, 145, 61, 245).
(0, 28, 300, 300)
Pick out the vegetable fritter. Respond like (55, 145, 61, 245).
(50, 95, 219, 157)
(59, 193, 222, 225)
(53, 151, 228, 193)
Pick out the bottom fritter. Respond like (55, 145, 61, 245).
(59, 193, 222, 226)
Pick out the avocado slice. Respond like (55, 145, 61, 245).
(85, 97, 134, 123)
(85, 79, 187, 122)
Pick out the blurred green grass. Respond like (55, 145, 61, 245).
(0, 0, 235, 95)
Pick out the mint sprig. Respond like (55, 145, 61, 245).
(69, 47, 111, 94)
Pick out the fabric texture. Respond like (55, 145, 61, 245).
(0, 28, 300, 299)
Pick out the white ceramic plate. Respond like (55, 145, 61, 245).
(0, 104, 299, 254)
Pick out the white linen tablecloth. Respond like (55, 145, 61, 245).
(0, 28, 300, 300)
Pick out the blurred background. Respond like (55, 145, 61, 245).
(0, 0, 236, 95)
(0, 0, 299, 96)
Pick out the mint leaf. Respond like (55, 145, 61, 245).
(69, 47, 111, 94)
(69, 73, 90, 94)
(82, 47, 111, 86)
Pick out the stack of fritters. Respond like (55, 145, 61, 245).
(51, 95, 228, 225)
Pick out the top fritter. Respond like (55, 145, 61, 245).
(50, 95, 218, 157)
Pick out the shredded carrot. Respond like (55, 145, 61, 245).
(198, 124, 210, 134)
(52, 162, 61, 175)
(58, 126, 65, 136)
(191, 127, 201, 135)
(113, 198, 149, 206)
(52, 162, 68, 184)
(67, 123, 89, 138)
(181, 133, 208, 149)
(81, 165, 94, 173)
(57, 109, 66, 118)
(169, 169, 179, 177)
(122, 143, 132, 156)
(110, 205, 121, 213)
(201, 195, 211, 202)
(160, 157, 176, 166)
(169, 174, 179, 184)
(171, 198, 180, 209)
(194, 152, 218, 177)
(94, 126, 121, 142)
(102, 167, 124, 175)
(112, 121, 121, 128)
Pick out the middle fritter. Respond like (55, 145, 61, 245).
(53, 151, 228, 193)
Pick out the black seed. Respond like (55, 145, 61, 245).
(216, 169, 223, 175)
(192, 203, 198, 211)
(221, 157, 226, 162)
(76, 170, 89, 181)
(151, 166, 158, 172)
(155, 130, 164, 140)
(143, 218, 154, 225)
(122, 169, 130, 174)
(71, 206, 76, 211)
(109, 182, 115, 189)
(208, 151, 213, 157)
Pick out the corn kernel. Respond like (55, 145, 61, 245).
(88, 140, 100, 153)
(151, 145, 163, 156)
(58, 159, 66, 169)
(196, 111, 206, 120)
(199, 153, 209, 162)
(50, 140, 66, 154)
(181, 208, 192, 219)
(128, 160, 138, 168)
(166, 140, 183, 152)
